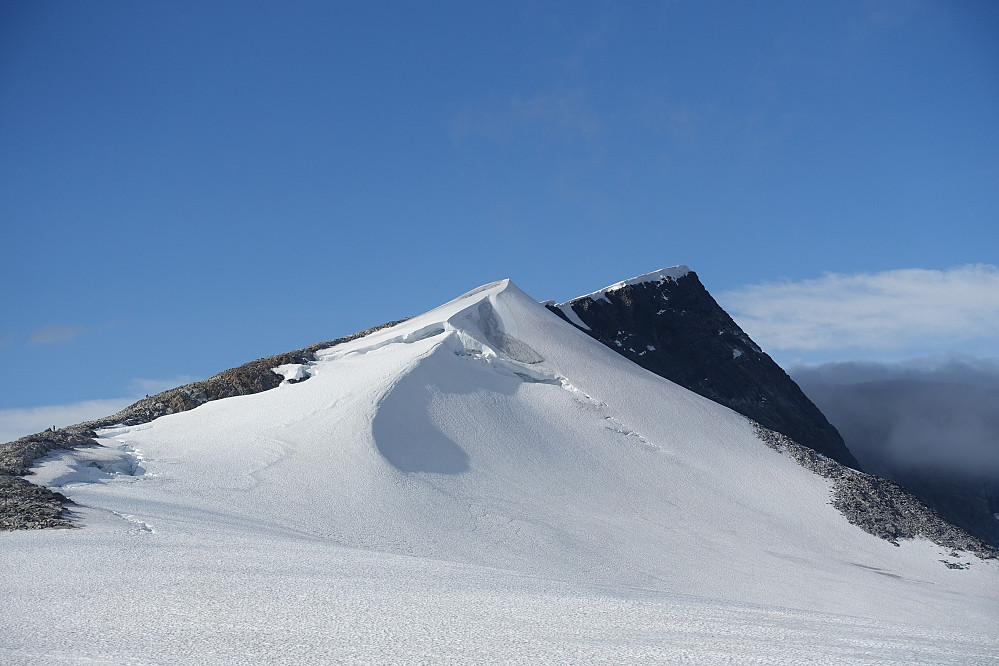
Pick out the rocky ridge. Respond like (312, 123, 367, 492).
(546, 269, 860, 468)
(0, 319, 406, 530)
(754, 424, 997, 561)
(547, 268, 996, 561)
(3, 272, 996, 563)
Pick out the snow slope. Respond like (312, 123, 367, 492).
(3, 279, 998, 664)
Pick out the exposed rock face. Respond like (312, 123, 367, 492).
(791, 371, 999, 548)
(543, 267, 997, 560)
(546, 269, 860, 469)
(0, 319, 407, 530)
(754, 424, 997, 560)
(1, 477, 75, 530)
(888, 471, 999, 549)
(4, 269, 995, 562)
(1, 427, 101, 529)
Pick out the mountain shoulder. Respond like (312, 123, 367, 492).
(0, 318, 408, 530)
(754, 423, 998, 561)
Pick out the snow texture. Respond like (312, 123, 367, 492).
(270, 363, 312, 384)
(2, 278, 997, 664)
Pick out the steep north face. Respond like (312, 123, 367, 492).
(546, 268, 861, 469)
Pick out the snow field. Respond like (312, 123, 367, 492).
(4, 278, 998, 663)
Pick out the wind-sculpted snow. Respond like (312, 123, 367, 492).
(0, 318, 407, 529)
(2, 279, 998, 663)
(371, 337, 472, 475)
(476, 300, 545, 364)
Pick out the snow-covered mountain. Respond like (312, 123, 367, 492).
(2, 274, 998, 663)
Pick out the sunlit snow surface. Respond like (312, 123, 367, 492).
(565, 264, 691, 304)
(4, 280, 998, 664)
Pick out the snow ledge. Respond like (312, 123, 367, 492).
(562, 265, 691, 304)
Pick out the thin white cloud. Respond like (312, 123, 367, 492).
(0, 399, 133, 445)
(719, 265, 999, 353)
(0, 375, 199, 444)
(24, 320, 125, 346)
(28, 324, 87, 345)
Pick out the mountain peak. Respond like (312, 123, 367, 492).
(546, 267, 860, 468)
(3, 269, 997, 662)
(565, 265, 692, 305)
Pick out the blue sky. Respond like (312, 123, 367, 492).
(1, 1, 997, 437)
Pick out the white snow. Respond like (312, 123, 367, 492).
(733, 348, 743, 359)
(562, 264, 691, 304)
(271, 362, 312, 384)
(555, 301, 591, 330)
(3, 278, 998, 664)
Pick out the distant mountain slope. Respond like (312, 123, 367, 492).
(546, 267, 860, 468)
(0, 319, 406, 530)
(794, 364, 999, 548)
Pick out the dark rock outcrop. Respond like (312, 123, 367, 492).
(754, 424, 997, 560)
(792, 371, 999, 548)
(546, 268, 860, 469)
(545, 267, 996, 560)
(1, 478, 75, 530)
(0, 319, 407, 530)
(885, 471, 999, 549)
(5, 267, 994, 563)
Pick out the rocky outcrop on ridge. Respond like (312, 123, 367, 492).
(0, 319, 407, 530)
(4, 269, 996, 564)
(546, 267, 997, 561)
(1, 427, 95, 529)
(792, 371, 999, 549)
(754, 424, 998, 561)
(546, 269, 860, 469)
(884, 470, 999, 550)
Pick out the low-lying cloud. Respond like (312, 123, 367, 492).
(719, 265, 999, 355)
(0, 399, 133, 445)
(792, 356, 999, 478)
(0, 375, 197, 444)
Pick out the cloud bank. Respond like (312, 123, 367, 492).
(0, 375, 197, 444)
(719, 265, 999, 356)
(792, 357, 999, 478)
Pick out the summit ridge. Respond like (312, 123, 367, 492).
(546, 267, 860, 468)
